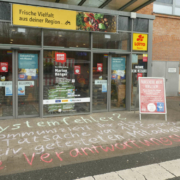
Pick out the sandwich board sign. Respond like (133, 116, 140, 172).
(139, 77, 167, 121)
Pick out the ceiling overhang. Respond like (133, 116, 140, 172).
(39, 0, 155, 12)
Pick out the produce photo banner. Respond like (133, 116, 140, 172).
(13, 4, 117, 33)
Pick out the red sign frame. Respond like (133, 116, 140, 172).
(139, 77, 167, 117)
(55, 53, 66, 63)
(0, 62, 8, 72)
(97, 63, 103, 72)
(74, 65, 81, 75)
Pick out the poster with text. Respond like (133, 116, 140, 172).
(0, 62, 8, 72)
(97, 63, 103, 72)
(74, 65, 81, 75)
(139, 77, 166, 114)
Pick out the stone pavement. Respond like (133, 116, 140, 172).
(76, 158, 180, 180)
(0, 97, 179, 177)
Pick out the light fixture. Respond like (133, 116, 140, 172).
(76, 45, 78, 47)
(10, 39, 13, 41)
(59, 35, 62, 37)
(83, 44, 86, 45)
(11, 29, 15, 32)
(10, 42, 12, 43)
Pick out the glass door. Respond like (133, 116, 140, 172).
(110, 55, 127, 110)
(0, 50, 13, 118)
(93, 54, 108, 111)
(17, 51, 39, 117)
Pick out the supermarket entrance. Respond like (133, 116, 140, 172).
(92, 53, 127, 112)
(0, 50, 40, 119)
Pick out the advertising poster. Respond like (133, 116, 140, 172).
(139, 77, 166, 114)
(0, 62, 8, 72)
(111, 57, 125, 80)
(55, 53, 66, 63)
(18, 54, 38, 80)
(13, 4, 117, 33)
(97, 63, 103, 72)
(74, 65, 81, 75)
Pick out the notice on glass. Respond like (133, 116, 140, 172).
(139, 77, 166, 114)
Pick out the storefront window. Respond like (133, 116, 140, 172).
(118, 16, 132, 31)
(93, 32, 131, 51)
(0, 2, 11, 21)
(131, 54, 147, 109)
(43, 51, 90, 115)
(44, 30, 90, 48)
(0, 50, 13, 117)
(133, 18, 149, 33)
(0, 22, 41, 45)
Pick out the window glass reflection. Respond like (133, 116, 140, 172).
(93, 32, 130, 51)
(133, 18, 149, 33)
(43, 51, 90, 115)
(44, 30, 89, 48)
(0, 22, 41, 45)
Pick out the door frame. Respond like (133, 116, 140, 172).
(92, 52, 129, 113)
(14, 49, 41, 119)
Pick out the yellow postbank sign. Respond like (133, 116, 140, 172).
(13, 4, 76, 30)
(133, 33, 148, 51)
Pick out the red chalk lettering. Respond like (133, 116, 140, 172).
(23, 153, 35, 165)
(139, 140, 155, 146)
(169, 134, 180, 142)
(123, 141, 133, 148)
(91, 145, 100, 153)
(149, 138, 162, 145)
(55, 152, 64, 161)
(100, 145, 114, 152)
(40, 153, 53, 163)
(81, 147, 95, 155)
(70, 148, 83, 157)
(159, 137, 172, 145)
(128, 140, 142, 148)
(0, 161, 4, 170)
(115, 143, 126, 150)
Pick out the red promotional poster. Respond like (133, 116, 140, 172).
(143, 54, 148, 62)
(74, 65, 81, 75)
(0, 62, 8, 72)
(97, 63, 103, 72)
(137, 73, 143, 80)
(55, 53, 66, 63)
(139, 77, 166, 115)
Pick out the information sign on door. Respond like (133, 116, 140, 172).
(139, 77, 167, 121)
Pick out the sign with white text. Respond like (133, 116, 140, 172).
(139, 77, 167, 117)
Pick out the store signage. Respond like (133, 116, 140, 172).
(139, 77, 167, 114)
(13, 4, 117, 33)
(135, 66, 143, 69)
(137, 73, 143, 80)
(168, 68, 176, 73)
(133, 33, 148, 51)
(97, 63, 103, 72)
(74, 65, 81, 75)
(55, 53, 66, 63)
(0, 62, 8, 72)
(143, 54, 148, 62)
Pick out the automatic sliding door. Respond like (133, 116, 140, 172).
(17, 51, 39, 116)
(110, 55, 126, 110)
(93, 54, 108, 111)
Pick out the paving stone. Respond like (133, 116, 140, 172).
(159, 159, 180, 177)
(132, 164, 175, 180)
(94, 172, 122, 180)
(116, 169, 145, 180)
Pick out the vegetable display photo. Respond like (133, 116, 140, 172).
(76, 12, 117, 32)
